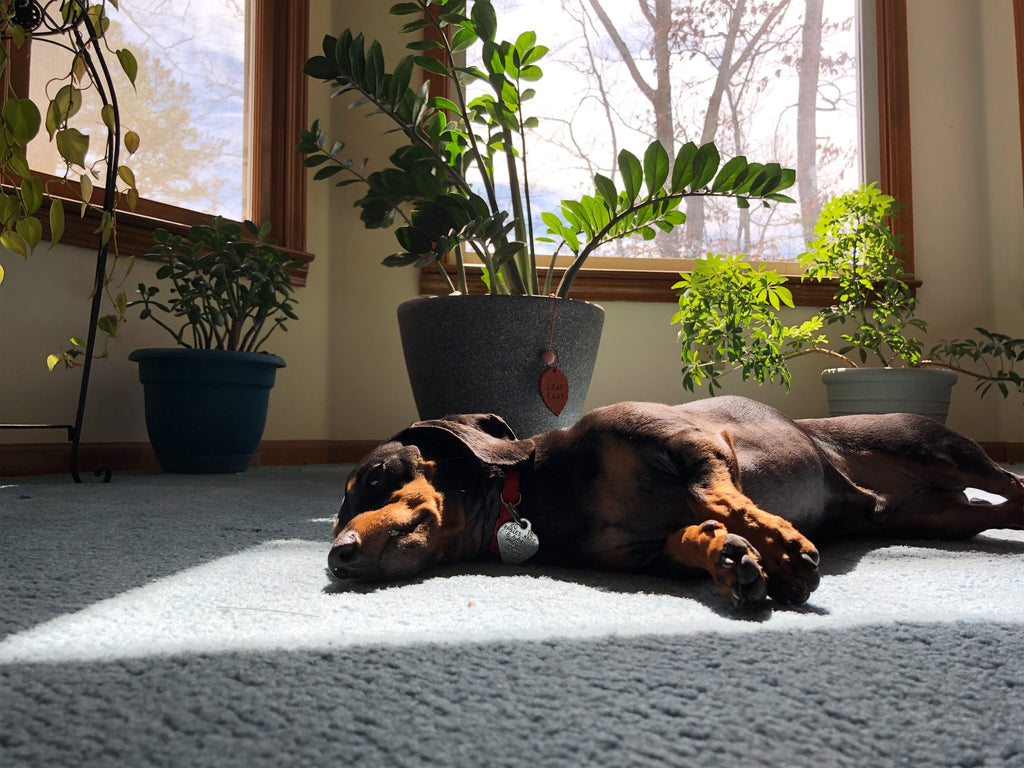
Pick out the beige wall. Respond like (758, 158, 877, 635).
(1, 0, 1022, 449)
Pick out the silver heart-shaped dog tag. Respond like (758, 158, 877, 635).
(497, 518, 539, 565)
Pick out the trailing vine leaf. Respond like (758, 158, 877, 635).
(49, 199, 65, 246)
(3, 98, 40, 145)
(56, 127, 90, 169)
(116, 48, 138, 86)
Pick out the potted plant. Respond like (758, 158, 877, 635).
(128, 217, 302, 473)
(673, 183, 1023, 422)
(298, 0, 796, 437)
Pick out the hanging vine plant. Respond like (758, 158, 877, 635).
(0, 0, 140, 366)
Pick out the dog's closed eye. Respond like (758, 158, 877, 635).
(389, 509, 433, 537)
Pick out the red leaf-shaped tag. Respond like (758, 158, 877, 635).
(538, 366, 569, 416)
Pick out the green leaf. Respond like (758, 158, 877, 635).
(0, 230, 28, 258)
(45, 85, 83, 139)
(116, 49, 138, 86)
(712, 155, 748, 193)
(617, 149, 643, 204)
(20, 175, 42, 215)
(389, 2, 422, 15)
(100, 103, 116, 132)
(124, 130, 140, 155)
(3, 98, 40, 145)
(593, 173, 618, 210)
(670, 142, 698, 192)
(117, 165, 136, 188)
(56, 128, 90, 168)
(16, 215, 42, 250)
(80, 174, 94, 204)
(690, 143, 721, 190)
(414, 55, 450, 77)
(96, 313, 120, 338)
(49, 198, 65, 244)
(471, 0, 497, 42)
(643, 141, 670, 196)
(451, 27, 478, 52)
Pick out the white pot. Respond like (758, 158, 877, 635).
(821, 367, 958, 424)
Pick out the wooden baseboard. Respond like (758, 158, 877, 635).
(0, 439, 381, 477)
(5, 439, 1022, 478)
(978, 442, 1024, 464)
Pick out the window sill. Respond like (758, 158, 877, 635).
(41, 192, 314, 287)
(417, 264, 906, 306)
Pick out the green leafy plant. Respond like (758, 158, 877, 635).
(673, 254, 828, 394)
(928, 330, 1024, 401)
(298, 0, 796, 298)
(129, 217, 302, 352)
(799, 183, 926, 367)
(674, 184, 1024, 403)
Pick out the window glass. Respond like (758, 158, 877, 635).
(26, 0, 249, 221)
(467, 0, 861, 265)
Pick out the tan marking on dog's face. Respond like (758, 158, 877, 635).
(333, 475, 449, 580)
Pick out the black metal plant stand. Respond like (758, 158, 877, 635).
(0, 0, 124, 483)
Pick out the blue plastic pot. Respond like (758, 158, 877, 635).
(129, 348, 286, 473)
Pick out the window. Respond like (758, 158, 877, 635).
(8, 0, 311, 280)
(420, 0, 914, 302)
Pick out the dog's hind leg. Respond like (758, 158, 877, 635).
(664, 520, 769, 607)
(810, 415, 1024, 539)
(869, 468, 1024, 540)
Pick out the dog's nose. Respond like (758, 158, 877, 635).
(328, 530, 361, 578)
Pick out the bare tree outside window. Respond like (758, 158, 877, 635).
(469, 0, 859, 263)
(26, 0, 246, 221)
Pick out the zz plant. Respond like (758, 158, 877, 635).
(131, 217, 302, 352)
(299, 0, 797, 298)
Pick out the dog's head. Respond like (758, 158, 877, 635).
(329, 413, 532, 581)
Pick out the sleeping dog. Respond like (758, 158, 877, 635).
(329, 397, 1024, 607)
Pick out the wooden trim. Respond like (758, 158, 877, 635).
(0, 442, 161, 477)
(251, 0, 310, 254)
(1014, 0, 1024, 190)
(875, 0, 914, 274)
(418, 0, 914, 302)
(4, 437, 1018, 477)
(978, 442, 1024, 464)
(418, 264, 913, 306)
(0, 439, 378, 477)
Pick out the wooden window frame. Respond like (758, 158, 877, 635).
(419, 0, 913, 304)
(1016, 0, 1024, 190)
(6, 0, 312, 284)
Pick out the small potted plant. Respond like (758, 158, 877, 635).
(673, 184, 1023, 422)
(128, 217, 302, 473)
(299, 0, 796, 437)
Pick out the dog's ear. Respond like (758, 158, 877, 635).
(392, 413, 533, 471)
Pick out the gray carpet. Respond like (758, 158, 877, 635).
(3, 465, 1024, 767)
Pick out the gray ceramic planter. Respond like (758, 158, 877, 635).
(397, 294, 604, 438)
(821, 367, 958, 423)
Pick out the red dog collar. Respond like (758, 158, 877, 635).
(488, 469, 521, 557)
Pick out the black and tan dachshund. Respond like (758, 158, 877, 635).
(329, 396, 1024, 607)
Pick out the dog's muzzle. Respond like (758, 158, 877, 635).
(328, 529, 361, 578)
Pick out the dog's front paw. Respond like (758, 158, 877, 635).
(693, 521, 768, 607)
(758, 524, 820, 605)
(717, 531, 768, 607)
